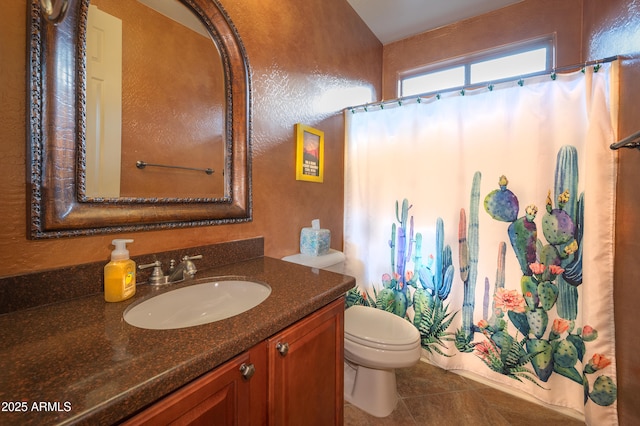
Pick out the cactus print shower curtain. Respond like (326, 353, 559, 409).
(343, 63, 618, 424)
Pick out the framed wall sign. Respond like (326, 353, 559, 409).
(295, 123, 324, 183)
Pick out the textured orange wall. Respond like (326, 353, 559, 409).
(382, 0, 583, 99)
(583, 1, 640, 424)
(0, 1, 381, 276)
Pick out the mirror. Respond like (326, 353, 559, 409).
(27, 0, 252, 239)
(85, 0, 226, 199)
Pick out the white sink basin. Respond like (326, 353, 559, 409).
(124, 279, 271, 330)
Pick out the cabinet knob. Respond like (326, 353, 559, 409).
(276, 342, 289, 357)
(239, 363, 255, 380)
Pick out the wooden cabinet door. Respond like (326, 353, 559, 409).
(123, 342, 267, 426)
(267, 297, 344, 426)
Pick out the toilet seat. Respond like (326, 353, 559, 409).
(345, 305, 420, 351)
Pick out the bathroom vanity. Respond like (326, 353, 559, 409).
(123, 298, 344, 425)
(0, 247, 353, 425)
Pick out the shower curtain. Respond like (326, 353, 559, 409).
(344, 62, 618, 424)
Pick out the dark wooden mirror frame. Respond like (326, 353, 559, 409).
(27, 0, 252, 239)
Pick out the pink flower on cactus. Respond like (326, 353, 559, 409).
(552, 318, 570, 335)
(393, 273, 403, 288)
(529, 262, 546, 275)
(587, 353, 611, 371)
(548, 265, 565, 276)
(582, 325, 598, 341)
(494, 288, 526, 313)
(473, 341, 497, 360)
(405, 270, 414, 282)
(477, 319, 489, 329)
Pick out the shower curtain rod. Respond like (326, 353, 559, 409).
(610, 129, 640, 151)
(346, 55, 618, 113)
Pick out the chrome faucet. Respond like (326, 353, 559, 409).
(138, 254, 203, 285)
(167, 255, 203, 282)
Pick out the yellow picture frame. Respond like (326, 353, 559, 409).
(295, 123, 324, 183)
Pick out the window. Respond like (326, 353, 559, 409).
(399, 38, 554, 97)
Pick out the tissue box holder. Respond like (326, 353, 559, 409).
(300, 228, 330, 256)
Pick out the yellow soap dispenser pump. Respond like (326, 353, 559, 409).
(104, 239, 136, 302)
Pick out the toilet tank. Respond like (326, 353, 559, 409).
(282, 249, 346, 273)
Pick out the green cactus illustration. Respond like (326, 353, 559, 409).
(413, 216, 458, 355)
(521, 276, 539, 309)
(552, 146, 583, 320)
(457, 172, 481, 348)
(419, 218, 454, 300)
(345, 145, 617, 409)
(542, 190, 576, 245)
(345, 287, 369, 308)
(508, 205, 538, 276)
(553, 339, 579, 368)
(488, 242, 506, 322)
(537, 281, 558, 311)
(414, 291, 457, 357)
(478, 146, 616, 407)
(484, 175, 519, 222)
(473, 329, 545, 388)
(589, 375, 617, 406)
(526, 339, 553, 382)
(345, 199, 459, 356)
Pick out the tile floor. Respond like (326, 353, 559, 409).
(344, 361, 586, 425)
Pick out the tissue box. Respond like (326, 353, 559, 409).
(300, 227, 330, 256)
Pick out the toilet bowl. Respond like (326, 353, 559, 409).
(343, 305, 422, 417)
(281, 251, 422, 418)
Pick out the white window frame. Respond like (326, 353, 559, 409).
(398, 36, 556, 97)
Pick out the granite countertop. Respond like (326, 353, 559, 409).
(0, 256, 355, 425)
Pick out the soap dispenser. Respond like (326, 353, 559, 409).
(104, 239, 136, 302)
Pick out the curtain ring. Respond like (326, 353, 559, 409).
(40, 0, 69, 25)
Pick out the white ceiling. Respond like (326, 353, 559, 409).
(347, 0, 524, 44)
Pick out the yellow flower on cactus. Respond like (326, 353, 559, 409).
(564, 240, 578, 255)
(525, 204, 538, 221)
(558, 189, 570, 205)
(494, 288, 526, 313)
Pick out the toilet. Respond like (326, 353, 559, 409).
(282, 250, 422, 418)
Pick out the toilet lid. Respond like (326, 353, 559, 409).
(345, 305, 420, 349)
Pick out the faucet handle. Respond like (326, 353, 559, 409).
(182, 255, 202, 279)
(182, 254, 203, 261)
(138, 260, 165, 285)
